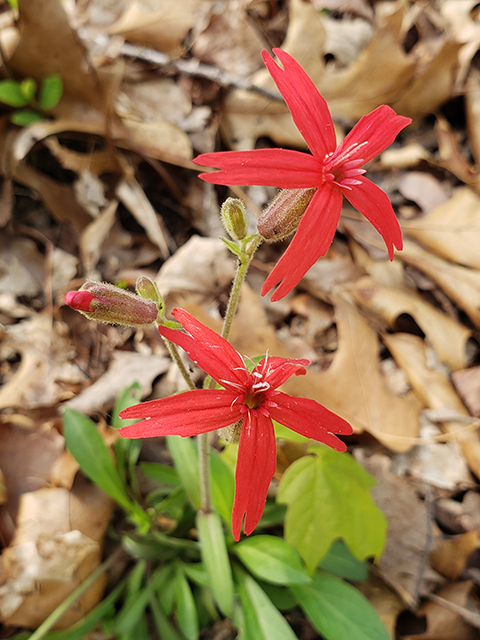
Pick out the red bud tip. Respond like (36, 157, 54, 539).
(65, 290, 94, 312)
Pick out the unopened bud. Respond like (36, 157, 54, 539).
(64, 281, 159, 327)
(136, 277, 164, 310)
(257, 188, 316, 242)
(221, 198, 248, 241)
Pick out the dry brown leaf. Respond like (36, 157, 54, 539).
(0, 236, 44, 297)
(191, 0, 266, 77)
(320, 2, 415, 120)
(156, 235, 236, 304)
(392, 430, 472, 491)
(79, 200, 118, 277)
(430, 530, 479, 580)
(356, 450, 442, 607)
(349, 239, 406, 289)
(65, 350, 170, 416)
(400, 239, 480, 329)
(403, 581, 478, 640)
(43, 137, 121, 176)
(11, 0, 114, 115)
(397, 172, 449, 214)
(0, 312, 87, 410)
(106, 0, 201, 55)
(0, 479, 113, 629)
(383, 333, 480, 479)
(391, 40, 462, 121)
(221, 0, 327, 150)
(0, 420, 64, 520)
(452, 366, 480, 417)
(116, 174, 173, 260)
(352, 276, 474, 371)
(356, 574, 405, 638)
(284, 293, 422, 452)
(404, 187, 480, 269)
(440, 0, 480, 83)
(433, 116, 480, 189)
(465, 69, 480, 167)
(12, 162, 92, 232)
(299, 251, 366, 300)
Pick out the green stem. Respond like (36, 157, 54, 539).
(221, 235, 262, 340)
(197, 432, 211, 513)
(27, 548, 123, 640)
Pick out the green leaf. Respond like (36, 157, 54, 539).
(156, 566, 177, 616)
(122, 533, 180, 561)
(273, 420, 309, 443)
(39, 74, 63, 110)
(0, 79, 29, 106)
(20, 78, 37, 102)
(151, 485, 188, 521)
(149, 596, 185, 640)
(182, 563, 210, 588)
(291, 570, 390, 640)
(111, 382, 143, 430)
(140, 461, 180, 487)
(175, 564, 199, 640)
(10, 109, 44, 126)
(257, 582, 297, 612)
(319, 539, 369, 582)
(219, 236, 246, 260)
(63, 407, 133, 512)
(112, 384, 143, 490)
(115, 565, 172, 634)
(167, 435, 201, 508)
(234, 535, 310, 585)
(277, 445, 386, 572)
(235, 568, 297, 640)
(210, 448, 235, 529)
(194, 586, 219, 629)
(196, 511, 233, 616)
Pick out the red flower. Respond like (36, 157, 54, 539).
(119, 308, 351, 540)
(193, 49, 411, 301)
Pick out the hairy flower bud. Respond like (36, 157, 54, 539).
(257, 188, 316, 242)
(64, 281, 159, 327)
(221, 197, 249, 241)
(135, 276, 165, 313)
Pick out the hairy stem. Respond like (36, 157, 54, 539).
(222, 235, 262, 340)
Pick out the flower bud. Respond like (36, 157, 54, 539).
(64, 281, 159, 327)
(257, 188, 316, 242)
(136, 276, 164, 311)
(221, 198, 249, 241)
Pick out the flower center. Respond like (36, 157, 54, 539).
(323, 141, 368, 190)
(243, 377, 270, 410)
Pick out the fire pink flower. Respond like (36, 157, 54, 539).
(119, 308, 351, 540)
(193, 48, 411, 301)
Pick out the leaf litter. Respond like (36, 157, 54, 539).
(2, 0, 480, 637)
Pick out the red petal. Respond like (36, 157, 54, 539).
(119, 389, 243, 438)
(158, 309, 250, 388)
(231, 412, 276, 540)
(65, 290, 94, 311)
(259, 357, 309, 389)
(261, 186, 343, 301)
(269, 392, 352, 449)
(263, 49, 336, 159)
(343, 177, 403, 260)
(193, 149, 323, 188)
(341, 105, 411, 164)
